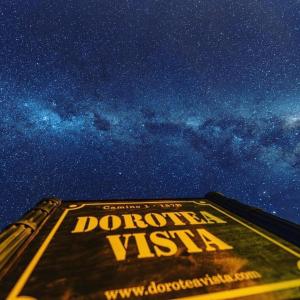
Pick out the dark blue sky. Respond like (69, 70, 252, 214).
(1, 0, 300, 228)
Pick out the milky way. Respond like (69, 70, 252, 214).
(1, 0, 300, 228)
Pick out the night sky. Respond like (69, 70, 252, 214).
(1, 0, 300, 229)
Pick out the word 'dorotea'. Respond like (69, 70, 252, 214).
(71, 210, 233, 261)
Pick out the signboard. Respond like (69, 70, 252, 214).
(2, 199, 300, 299)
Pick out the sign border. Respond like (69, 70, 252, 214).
(6, 200, 300, 300)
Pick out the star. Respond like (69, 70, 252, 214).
(0, 0, 300, 229)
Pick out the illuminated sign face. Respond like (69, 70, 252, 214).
(4, 200, 300, 299)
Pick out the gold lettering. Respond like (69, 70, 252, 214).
(106, 234, 131, 261)
(196, 228, 233, 251)
(99, 215, 121, 231)
(200, 211, 227, 224)
(145, 213, 167, 227)
(170, 230, 203, 253)
(192, 278, 202, 287)
(148, 281, 157, 294)
(185, 280, 193, 288)
(150, 231, 177, 257)
(161, 212, 186, 225)
(71, 216, 98, 233)
(122, 214, 148, 229)
(133, 233, 155, 259)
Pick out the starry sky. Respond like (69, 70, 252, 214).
(1, 0, 300, 229)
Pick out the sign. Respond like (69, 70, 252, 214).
(2, 199, 300, 299)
